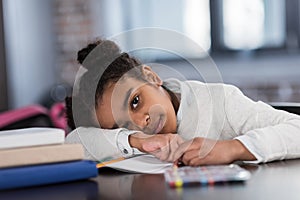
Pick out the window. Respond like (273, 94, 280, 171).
(222, 0, 285, 50)
(210, 0, 295, 52)
(92, 0, 211, 59)
(92, 0, 298, 56)
(223, 0, 265, 49)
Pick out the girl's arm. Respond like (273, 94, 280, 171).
(225, 85, 300, 163)
(65, 126, 184, 162)
(65, 127, 142, 161)
(174, 85, 300, 165)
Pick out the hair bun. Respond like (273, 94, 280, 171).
(77, 42, 98, 65)
(77, 39, 121, 66)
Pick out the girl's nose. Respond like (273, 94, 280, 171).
(132, 113, 150, 129)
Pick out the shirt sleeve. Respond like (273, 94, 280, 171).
(65, 127, 144, 161)
(224, 85, 300, 163)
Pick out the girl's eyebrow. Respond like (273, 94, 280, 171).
(123, 88, 133, 110)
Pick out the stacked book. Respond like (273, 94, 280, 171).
(0, 128, 98, 190)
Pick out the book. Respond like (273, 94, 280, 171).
(0, 160, 98, 190)
(0, 128, 65, 149)
(97, 154, 173, 174)
(0, 143, 84, 168)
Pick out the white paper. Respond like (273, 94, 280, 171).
(103, 154, 173, 174)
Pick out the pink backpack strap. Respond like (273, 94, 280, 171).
(49, 102, 67, 133)
(0, 105, 48, 128)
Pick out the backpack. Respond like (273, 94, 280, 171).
(0, 103, 67, 134)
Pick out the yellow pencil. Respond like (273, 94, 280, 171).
(96, 157, 125, 168)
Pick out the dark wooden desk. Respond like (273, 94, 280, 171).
(1, 159, 300, 200)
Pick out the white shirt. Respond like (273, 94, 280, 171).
(66, 79, 300, 163)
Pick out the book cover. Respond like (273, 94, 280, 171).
(0, 144, 84, 168)
(0, 128, 65, 149)
(0, 160, 98, 190)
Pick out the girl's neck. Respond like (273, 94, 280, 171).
(161, 85, 181, 114)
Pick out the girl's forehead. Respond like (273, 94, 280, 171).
(114, 77, 145, 90)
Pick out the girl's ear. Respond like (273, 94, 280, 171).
(141, 65, 163, 86)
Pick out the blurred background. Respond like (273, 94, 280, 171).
(0, 0, 300, 112)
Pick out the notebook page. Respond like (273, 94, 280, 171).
(103, 154, 173, 174)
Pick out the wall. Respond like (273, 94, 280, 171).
(54, 0, 93, 86)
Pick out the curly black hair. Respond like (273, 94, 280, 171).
(65, 39, 143, 130)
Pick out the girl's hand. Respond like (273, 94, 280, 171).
(129, 132, 184, 162)
(174, 137, 256, 166)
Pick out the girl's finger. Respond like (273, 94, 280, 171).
(166, 138, 180, 162)
(182, 149, 200, 164)
(173, 139, 198, 161)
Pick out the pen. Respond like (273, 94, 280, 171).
(172, 160, 183, 187)
(173, 160, 178, 169)
(173, 158, 183, 168)
(96, 157, 125, 168)
(96, 154, 144, 168)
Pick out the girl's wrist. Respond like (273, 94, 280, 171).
(129, 133, 141, 149)
(231, 139, 256, 161)
(129, 132, 147, 151)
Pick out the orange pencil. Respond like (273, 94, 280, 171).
(96, 157, 125, 168)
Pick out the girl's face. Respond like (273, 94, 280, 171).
(96, 66, 178, 134)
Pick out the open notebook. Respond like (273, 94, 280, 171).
(97, 154, 173, 174)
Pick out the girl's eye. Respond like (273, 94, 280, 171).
(131, 96, 139, 109)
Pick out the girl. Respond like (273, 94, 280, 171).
(65, 39, 300, 166)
